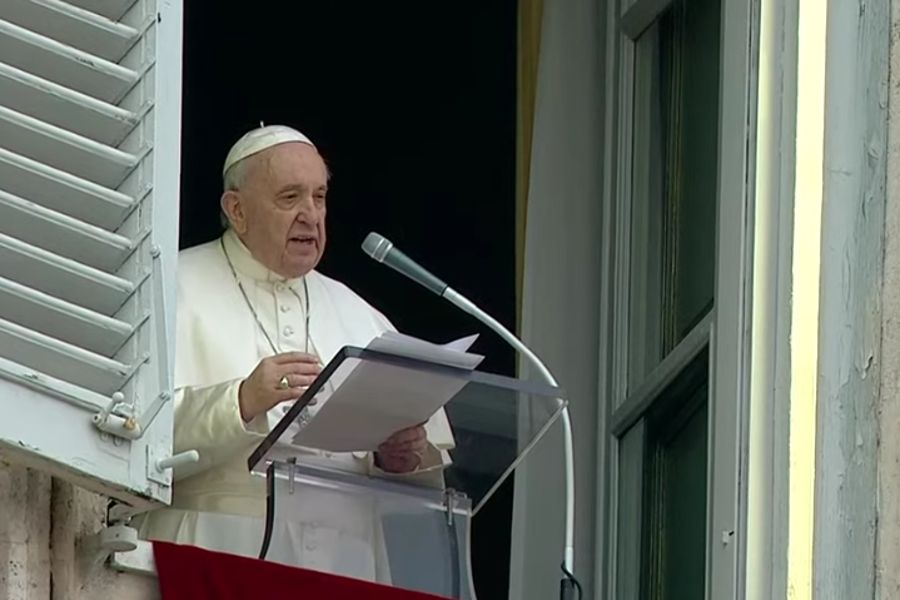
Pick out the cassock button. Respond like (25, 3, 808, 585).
(280, 304, 290, 313)
(283, 325, 294, 336)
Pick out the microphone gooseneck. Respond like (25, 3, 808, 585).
(361, 231, 579, 598)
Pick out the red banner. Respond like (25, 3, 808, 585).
(153, 541, 452, 600)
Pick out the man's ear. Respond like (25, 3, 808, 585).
(221, 191, 247, 234)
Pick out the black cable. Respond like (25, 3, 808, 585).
(446, 511, 461, 599)
(559, 562, 583, 600)
(258, 463, 276, 560)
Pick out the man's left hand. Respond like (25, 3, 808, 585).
(375, 424, 427, 473)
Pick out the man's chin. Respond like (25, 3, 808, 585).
(280, 256, 319, 279)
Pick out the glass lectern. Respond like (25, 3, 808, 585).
(247, 347, 566, 599)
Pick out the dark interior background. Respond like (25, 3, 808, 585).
(179, 3, 518, 597)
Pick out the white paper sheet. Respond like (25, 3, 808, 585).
(287, 333, 481, 452)
(366, 331, 483, 370)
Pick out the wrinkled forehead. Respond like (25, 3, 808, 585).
(246, 143, 329, 190)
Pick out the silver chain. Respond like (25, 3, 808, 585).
(220, 237, 311, 355)
(220, 237, 320, 427)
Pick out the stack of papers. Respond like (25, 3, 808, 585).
(366, 331, 484, 370)
(286, 333, 483, 452)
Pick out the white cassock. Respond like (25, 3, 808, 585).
(137, 229, 454, 582)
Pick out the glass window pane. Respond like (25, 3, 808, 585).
(665, 0, 720, 346)
(660, 400, 708, 599)
(641, 352, 709, 600)
(616, 420, 646, 600)
(628, 0, 721, 388)
(628, 21, 665, 389)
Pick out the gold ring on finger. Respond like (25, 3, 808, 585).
(278, 375, 290, 390)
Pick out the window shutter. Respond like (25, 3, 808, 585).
(0, 0, 181, 509)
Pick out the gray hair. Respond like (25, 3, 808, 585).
(220, 158, 249, 230)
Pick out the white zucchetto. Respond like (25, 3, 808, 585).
(222, 125, 316, 176)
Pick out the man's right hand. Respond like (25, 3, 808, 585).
(238, 352, 321, 422)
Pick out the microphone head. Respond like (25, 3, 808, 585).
(362, 232, 393, 263)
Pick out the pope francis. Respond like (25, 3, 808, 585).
(137, 125, 453, 581)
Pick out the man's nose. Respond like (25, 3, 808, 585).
(294, 196, 318, 223)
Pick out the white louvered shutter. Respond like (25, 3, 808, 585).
(0, 0, 181, 508)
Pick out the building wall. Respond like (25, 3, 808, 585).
(877, 1, 900, 596)
(811, 0, 888, 596)
(0, 462, 158, 600)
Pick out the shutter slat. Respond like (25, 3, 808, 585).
(65, 0, 139, 23)
(0, 19, 138, 103)
(0, 0, 179, 506)
(0, 317, 130, 395)
(0, 189, 133, 272)
(0, 61, 139, 145)
(0, 147, 135, 230)
(0, 105, 139, 187)
(0, 355, 109, 412)
(0, 0, 140, 62)
(0, 276, 133, 357)
(0, 233, 134, 315)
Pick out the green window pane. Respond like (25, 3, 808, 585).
(641, 355, 709, 600)
(628, 0, 721, 387)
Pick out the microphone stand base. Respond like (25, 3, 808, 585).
(559, 577, 577, 600)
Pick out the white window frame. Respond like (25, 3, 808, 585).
(596, 0, 757, 597)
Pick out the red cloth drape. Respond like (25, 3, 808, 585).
(153, 541, 451, 600)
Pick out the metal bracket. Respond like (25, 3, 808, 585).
(147, 446, 199, 485)
(151, 244, 174, 398)
(136, 390, 171, 435)
(92, 391, 173, 441)
(110, 539, 156, 576)
(107, 501, 135, 525)
(443, 488, 458, 526)
(91, 244, 175, 441)
(91, 392, 136, 438)
(79, 523, 139, 577)
(287, 456, 297, 495)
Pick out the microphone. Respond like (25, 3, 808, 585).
(361, 232, 579, 597)
(362, 232, 448, 297)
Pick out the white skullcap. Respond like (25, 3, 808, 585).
(222, 124, 316, 176)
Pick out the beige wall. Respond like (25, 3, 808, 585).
(0, 462, 158, 600)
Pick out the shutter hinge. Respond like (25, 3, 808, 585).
(92, 391, 172, 440)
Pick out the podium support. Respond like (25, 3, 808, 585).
(248, 346, 567, 599)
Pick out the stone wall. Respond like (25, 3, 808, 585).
(0, 462, 158, 600)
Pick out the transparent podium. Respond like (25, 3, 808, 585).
(247, 347, 566, 599)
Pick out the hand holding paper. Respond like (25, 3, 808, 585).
(374, 423, 428, 473)
(286, 333, 482, 452)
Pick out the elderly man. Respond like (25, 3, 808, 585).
(137, 125, 453, 580)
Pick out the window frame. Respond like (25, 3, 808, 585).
(597, 0, 757, 597)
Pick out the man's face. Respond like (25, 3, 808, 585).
(225, 142, 328, 278)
